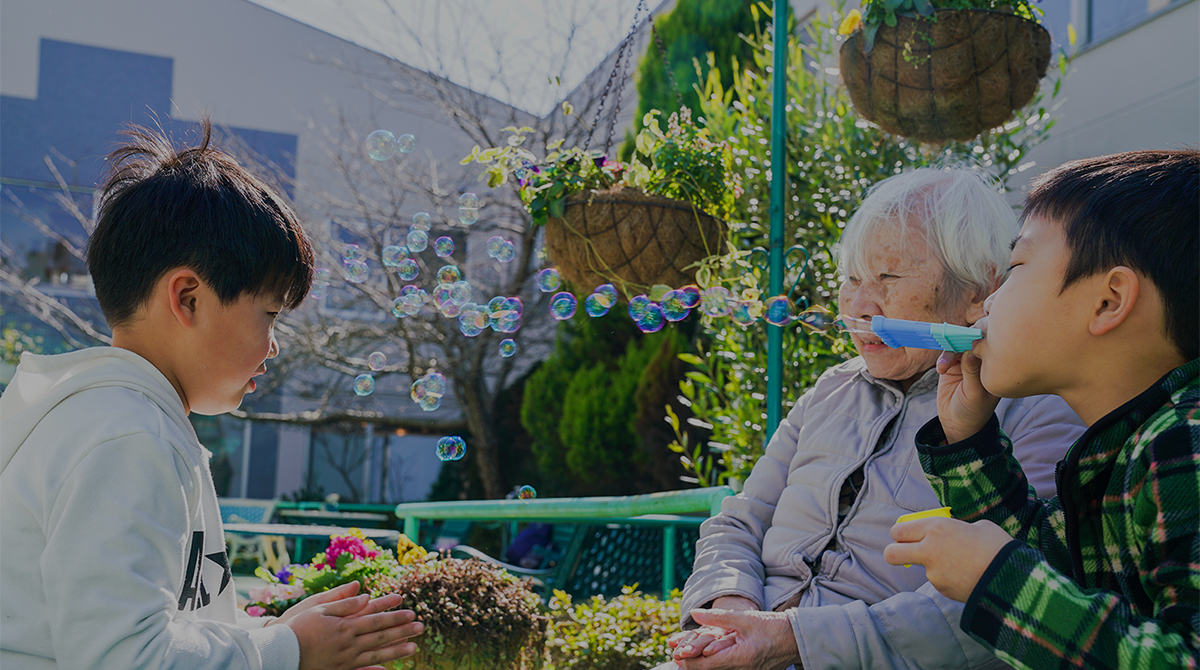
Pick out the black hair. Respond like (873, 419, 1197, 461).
(87, 119, 314, 328)
(1023, 148, 1198, 361)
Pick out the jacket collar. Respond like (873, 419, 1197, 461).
(849, 356, 940, 398)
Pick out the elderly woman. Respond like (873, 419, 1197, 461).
(658, 168, 1086, 670)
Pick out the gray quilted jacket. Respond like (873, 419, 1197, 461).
(681, 357, 1085, 670)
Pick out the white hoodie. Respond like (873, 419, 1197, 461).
(0, 348, 299, 669)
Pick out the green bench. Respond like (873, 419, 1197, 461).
(394, 487, 735, 599)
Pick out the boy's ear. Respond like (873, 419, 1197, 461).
(165, 269, 203, 328)
(1089, 266, 1139, 337)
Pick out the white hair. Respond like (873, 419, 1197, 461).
(837, 166, 1018, 304)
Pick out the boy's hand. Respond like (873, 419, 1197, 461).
(285, 583, 424, 670)
(673, 609, 797, 670)
(668, 595, 756, 659)
(936, 351, 1000, 443)
(883, 517, 1014, 602)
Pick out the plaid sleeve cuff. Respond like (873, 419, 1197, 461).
(915, 413, 1004, 461)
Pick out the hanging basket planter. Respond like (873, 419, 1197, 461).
(543, 185, 726, 296)
(839, 9, 1051, 144)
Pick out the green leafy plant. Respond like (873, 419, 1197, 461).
(372, 558, 548, 670)
(844, 0, 1044, 55)
(543, 586, 681, 670)
(462, 106, 742, 227)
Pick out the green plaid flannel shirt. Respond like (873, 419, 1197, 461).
(915, 359, 1199, 670)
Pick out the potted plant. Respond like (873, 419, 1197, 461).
(837, 0, 1052, 143)
(243, 531, 545, 670)
(463, 107, 743, 297)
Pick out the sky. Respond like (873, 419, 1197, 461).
(247, 0, 670, 116)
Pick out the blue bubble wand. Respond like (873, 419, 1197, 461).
(796, 308, 982, 353)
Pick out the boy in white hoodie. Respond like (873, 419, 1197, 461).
(0, 122, 424, 670)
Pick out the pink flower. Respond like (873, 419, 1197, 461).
(248, 587, 271, 603)
(246, 606, 266, 617)
(321, 535, 375, 568)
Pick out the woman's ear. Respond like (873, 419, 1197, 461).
(961, 278, 999, 325)
(1089, 266, 1139, 336)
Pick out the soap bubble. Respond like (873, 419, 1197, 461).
(486, 236, 505, 258)
(550, 292, 577, 320)
(496, 240, 516, 263)
(314, 268, 332, 283)
(660, 290, 691, 322)
(436, 436, 466, 461)
(310, 282, 329, 299)
(410, 371, 446, 411)
(342, 243, 364, 262)
(440, 302, 463, 318)
(592, 284, 618, 308)
(459, 309, 487, 337)
(368, 352, 386, 371)
(499, 339, 517, 357)
(536, 268, 562, 293)
(397, 259, 419, 281)
(434, 236, 454, 258)
(412, 212, 432, 231)
(636, 304, 665, 333)
(499, 296, 524, 318)
(458, 192, 479, 209)
(406, 229, 428, 253)
(730, 301, 756, 326)
(437, 265, 461, 284)
(353, 373, 375, 396)
(392, 297, 408, 318)
(396, 133, 416, 153)
(365, 130, 396, 161)
(628, 295, 652, 321)
(451, 281, 472, 305)
(517, 485, 537, 500)
(432, 283, 454, 308)
(764, 296, 792, 326)
(343, 259, 369, 284)
(494, 317, 521, 334)
(700, 287, 734, 317)
(678, 285, 701, 309)
(458, 208, 478, 225)
(382, 245, 407, 267)
(584, 293, 611, 317)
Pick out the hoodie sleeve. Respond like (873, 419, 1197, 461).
(41, 433, 299, 670)
(679, 392, 811, 627)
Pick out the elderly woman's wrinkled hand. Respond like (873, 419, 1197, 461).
(669, 595, 756, 659)
(673, 609, 798, 670)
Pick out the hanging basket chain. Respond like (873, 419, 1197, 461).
(584, 0, 649, 154)
(650, 19, 685, 109)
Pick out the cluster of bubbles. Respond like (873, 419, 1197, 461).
(584, 284, 618, 317)
(351, 351, 389, 396)
(435, 436, 466, 462)
(391, 285, 428, 318)
(310, 267, 332, 299)
(486, 236, 516, 263)
(366, 130, 416, 161)
(459, 192, 479, 225)
(411, 371, 447, 411)
(342, 244, 370, 284)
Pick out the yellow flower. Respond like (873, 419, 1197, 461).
(839, 9, 862, 36)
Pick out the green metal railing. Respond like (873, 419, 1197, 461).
(394, 486, 735, 596)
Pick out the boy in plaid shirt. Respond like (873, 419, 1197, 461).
(884, 149, 1198, 669)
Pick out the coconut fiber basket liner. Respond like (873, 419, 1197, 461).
(839, 9, 1051, 144)
(543, 185, 726, 295)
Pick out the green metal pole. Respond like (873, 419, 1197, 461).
(766, 0, 788, 443)
(662, 525, 676, 597)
